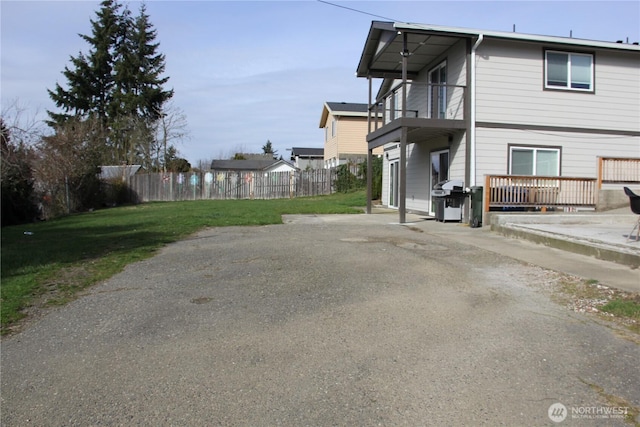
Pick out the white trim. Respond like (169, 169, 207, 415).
(545, 50, 594, 92)
(509, 146, 561, 176)
(428, 60, 447, 119)
(395, 22, 640, 52)
(470, 34, 483, 187)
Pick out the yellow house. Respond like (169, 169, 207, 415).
(319, 102, 382, 168)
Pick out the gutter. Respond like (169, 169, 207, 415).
(469, 34, 483, 187)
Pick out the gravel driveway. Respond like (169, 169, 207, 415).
(1, 214, 638, 426)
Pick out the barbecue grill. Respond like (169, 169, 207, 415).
(431, 179, 464, 221)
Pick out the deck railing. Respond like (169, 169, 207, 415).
(597, 157, 640, 187)
(368, 82, 466, 132)
(485, 175, 597, 211)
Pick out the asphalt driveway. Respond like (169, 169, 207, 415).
(1, 213, 638, 426)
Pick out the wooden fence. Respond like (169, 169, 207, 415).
(128, 169, 338, 202)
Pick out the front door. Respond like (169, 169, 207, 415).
(389, 160, 399, 208)
(429, 61, 447, 119)
(430, 149, 449, 214)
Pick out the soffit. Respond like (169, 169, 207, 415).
(357, 22, 466, 79)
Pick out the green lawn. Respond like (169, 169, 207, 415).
(1, 191, 366, 333)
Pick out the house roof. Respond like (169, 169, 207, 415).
(290, 147, 324, 158)
(210, 159, 295, 171)
(319, 102, 369, 128)
(357, 21, 640, 79)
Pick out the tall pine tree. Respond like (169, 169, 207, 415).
(48, 0, 121, 128)
(114, 3, 173, 120)
(47, 0, 173, 166)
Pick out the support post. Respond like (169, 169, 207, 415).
(366, 76, 373, 214)
(399, 32, 409, 224)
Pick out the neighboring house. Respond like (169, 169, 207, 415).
(99, 165, 142, 182)
(290, 147, 324, 170)
(319, 101, 383, 168)
(233, 153, 277, 160)
(356, 21, 640, 222)
(210, 159, 297, 173)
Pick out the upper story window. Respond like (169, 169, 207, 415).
(545, 50, 594, 92)
(331, 118, 336, 138)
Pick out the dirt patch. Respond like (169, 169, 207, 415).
(549, 275, 640, 338)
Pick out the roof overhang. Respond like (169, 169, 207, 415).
(356, 21, 472, 80)
(356, 21, 640, 80)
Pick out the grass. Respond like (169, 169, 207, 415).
(1, 191, 366, 334)
(553, 277, 640, 335)
(580, 379, 640, 427)
(601, 298, 640, 319)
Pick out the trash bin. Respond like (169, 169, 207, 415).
(469, 186, 483, 228)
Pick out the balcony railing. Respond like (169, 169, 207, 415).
(485, 175, 598, 211)
(368, 82, 466, 132)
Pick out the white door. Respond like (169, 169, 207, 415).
(429, 61, 447, 119)
(389, 160, 399, 208)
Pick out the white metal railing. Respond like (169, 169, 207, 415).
(368, 82, 466, 132)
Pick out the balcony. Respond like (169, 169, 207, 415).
(367, 82, 467, 148)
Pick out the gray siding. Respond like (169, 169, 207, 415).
(475, 127, 640, 180)
(382, 135, 467, 213)
(407, 40, 468, 120)
(405, 143, 431, 213)
(475, 40, 640, 132)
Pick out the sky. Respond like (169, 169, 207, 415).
(2, 0, 639, 166)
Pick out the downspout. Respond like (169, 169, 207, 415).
(366, 76, 372, 214)
(469, 34, 483, 187)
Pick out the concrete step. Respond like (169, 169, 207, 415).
(488, 213, 640, 268)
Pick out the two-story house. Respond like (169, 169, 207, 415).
(319, 101, 383, 168)
(356, 21, 640, 223)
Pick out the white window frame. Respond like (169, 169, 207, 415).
(331, 118, 336, 138)
(544, 50, 594, 92)
(428, 61, 447, 119)
(509, 146, 561, 176)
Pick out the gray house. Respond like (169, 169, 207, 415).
(289, 147, 324, 170)
(210, 159, 296, 173)
(356, 21, 640, 223)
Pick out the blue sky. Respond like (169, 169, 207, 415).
(2, 1, 639, 165)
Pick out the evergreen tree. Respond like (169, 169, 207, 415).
(262, 140, 277, 159)
(48, 0, 122, 128)
(114, 3, 173, 120)
(47, 0, 174, 167)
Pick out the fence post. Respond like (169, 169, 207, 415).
(289, 171, 294, 199)
(484, 175, 490, 213)
(250, 172, 254, 199)
(597, 156, 603, 189)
